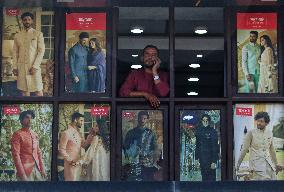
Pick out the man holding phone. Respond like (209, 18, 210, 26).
(119, 45, 169, 108)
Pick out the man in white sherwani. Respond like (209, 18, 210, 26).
(236, 112, 282, 180)
(13, 12, 45, 96)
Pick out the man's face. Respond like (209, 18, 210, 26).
(143, 47, 158, 68)
(139, 115, 149, 127)
(202, 116, 209, 127)
(249, 33, 258, 43)
(256, 117, 267, 130)
(21, 114, 33, 128)
(75, 117, 84, 128)
(80, 38, 89, 46)
(22, 16, 33, 29)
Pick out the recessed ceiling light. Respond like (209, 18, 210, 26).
(131, 27, 143, 34)
(131, 54, 139, 57)
(196, 54, 203, 58)
(189, 64, 200, 68)
(194, 27, 207, 35)
(188, 78, 199, 82)
(131, 64, 142, 69)
(187, 92, 199, 96)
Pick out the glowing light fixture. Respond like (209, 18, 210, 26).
(131, 54, 139, 57)
(189, 64, 200, 68)
(194, 27, 207, 35)
(188, 77, 199, 82)
(131, 27, 143, 34)
(131, 64, 142, 69)
(187, 92, 199, 96)
(196, 54, 203, 58)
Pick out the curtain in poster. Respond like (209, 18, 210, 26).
(237, 13, 278, 94)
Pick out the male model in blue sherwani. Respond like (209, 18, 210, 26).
(68, 32, 89, 92)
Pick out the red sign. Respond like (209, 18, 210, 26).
(3, 106, 20, 115)
(6, 8, 20, 16)
(123, 112, 135, 118)
(66, 13, 106, 30)
(237, 13, 277, 30)
(91, 107, 109, 116)
(236, 107, 253, 116)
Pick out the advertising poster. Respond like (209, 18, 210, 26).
(179, 109, 221, 181)
(0, 104, 53, 181)
(237, 13, 278, 94)
(65, 13, 107, 93)
(234, 103, 284, 181)
(121, 110, 164, 181)
(1, 7, 54, 96)
(58, 103, 110, 181)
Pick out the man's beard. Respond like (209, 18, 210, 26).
(23, 23, 31, 29)
(143, 62, 154, 69)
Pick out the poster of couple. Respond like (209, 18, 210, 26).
(65, 13, 107, 94)
(237, 12, 278, 94)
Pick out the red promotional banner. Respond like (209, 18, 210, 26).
(6, 8, 20, 16)
(237, 13, 277, 30)
(122, 112, 135, 118)
(3, 106, 21, 115)
(66, 13, 106, 30)
(236, 107, 253, 116)
(91, 106, 109, 116)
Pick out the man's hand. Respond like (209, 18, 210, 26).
(152, 56, 161, 74)
(144, 92, 160, 109)
(29, 67, 37, 75)
(246, 74, 253, 81)
(13, 69, 18, 76)
(41, 172, 46, 179)
(88, 66, 97, 70)
(276, 164, 283, 174)
(210, 162, 217, 169)
(74, 76, 80, 83)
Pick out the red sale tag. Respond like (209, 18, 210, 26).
(6, 8, 20, 16)
(3, 106, 21, 115)
(66, 13, 106, 30)
(91, 107, 109, 116)
(236, 107, 252, 116)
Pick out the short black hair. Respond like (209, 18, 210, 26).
(79, 32, 89, 39)
(201, 114, 211, 122)
(19, 110, 35, 122)
(138, 111, 149, 121)
(254, 112, 270, 124)
(21, 12, 34, 20)
(71, 112, 84, 122)
(250, 31, 259, 37)
(142, 45, 159, 56)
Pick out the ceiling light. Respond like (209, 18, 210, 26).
(131, 27, 143, 34)
(189, 64, 200, 68)
(187, 92, 199, 96)
(188, 78, 199, 82)
(194, 27, 207, 35)
(131, 64, 142, 69)
(196, 54, 203, 58)
(131, 54, 139, 57)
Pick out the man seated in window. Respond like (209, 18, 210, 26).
(119, 45, 169, 108)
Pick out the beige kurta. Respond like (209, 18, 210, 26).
(13, 28, 45, 92)
(237, 128, 278, 180)
(258, 47, 277, 93)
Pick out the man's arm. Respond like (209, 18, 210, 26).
(153, 72, 169, 97)
(32, 32, 45, 70)
(241, 46, 249, 77)
(68, 48, 77, 80)
(58, 131, 72, 162)
(269, 138, 278, 168)
(12, 35, 19, 75)
(11, 133, 28, 180)
(37, 141, 46, 177)
(236, 130, 252, 170)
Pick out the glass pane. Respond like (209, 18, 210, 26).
(44, 38, 51, 49)
(43, 49, 50, 60)
(41, 15, 51, 26)
(118, 7, 170, 97)
(175, 0, 225, 7)
(175, 7, 224, 98)
(41, 26, 50, 37)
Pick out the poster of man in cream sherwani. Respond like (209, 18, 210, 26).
(12, 12, 45, 96)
